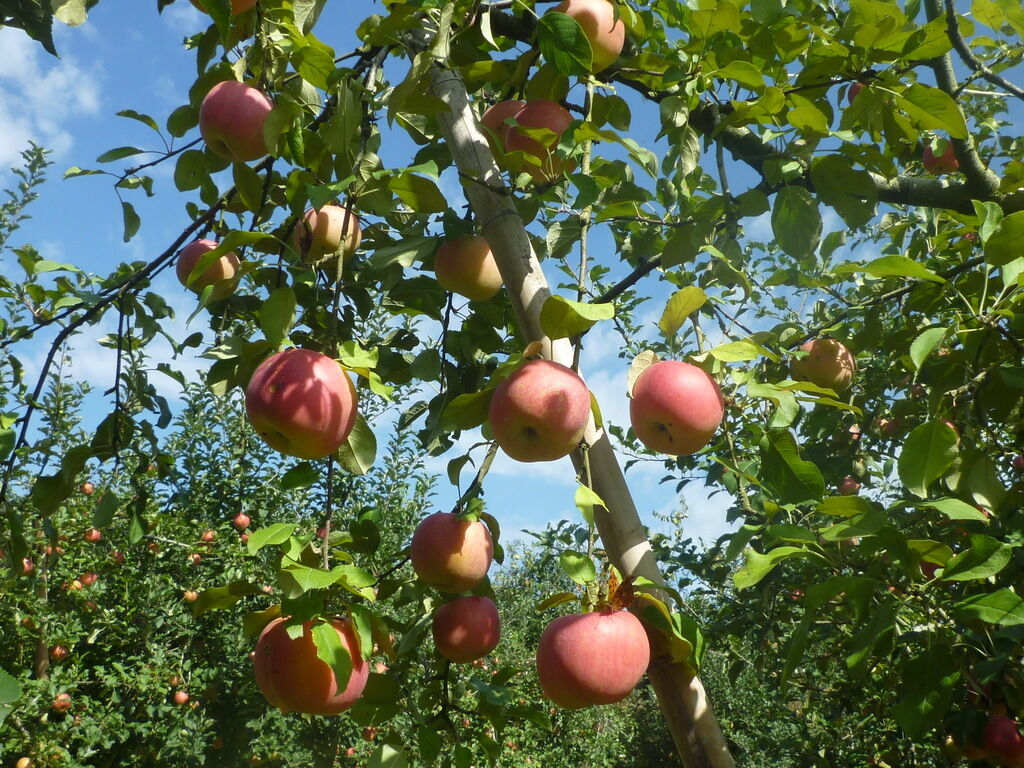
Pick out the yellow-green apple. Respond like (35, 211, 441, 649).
(292, 205, 361, 266)
(923, 140, 959, 174)
(536, 608, 649, 709)
(253, 617, 368, 715)
(504, 100, 575, 183)
(549, 0, 625, 72)
(432, 596, 501, 663)
(15, 758, 32, 768)
(480, 99, 526, 155)
(433, 235, 504, 301)
(190, 0, 256, 13)
(410, 512, 493, 593)
(244, 348, 358, 459)
(790, 338, 856, 393)
(628, 360, 724, 455)
(488, 359, 590, 462)
(176, 239, 241, 299)
(199, 81, 274, 163)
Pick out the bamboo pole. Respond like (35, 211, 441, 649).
(427, 63, 736, 768)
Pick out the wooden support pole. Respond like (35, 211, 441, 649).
(427, 63, 736, 768)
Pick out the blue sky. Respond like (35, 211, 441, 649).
(0, 0, 761, 550)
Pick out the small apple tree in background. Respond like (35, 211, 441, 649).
(2, 0, 1024, 766)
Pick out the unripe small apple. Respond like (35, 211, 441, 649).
(433, 235, 504, 301)
(488, 359, 591, 462)
(84, 528, 102, 543)
(923, 140, 959, 174)
(199, 81, 274, 163)
(176, 239, 241, 300)
(345, 747, 356, 757)
(233, 512, 251, 530)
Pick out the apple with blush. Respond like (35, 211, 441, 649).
(790, 338, 856, 393)
(199, 81, 274, 163)
(233, 512, 251, 530)
(628, 360, 724, 455)
(245, 348, 359, 459)
(433, 235, 504, 302)
(548, 0, 625, 73)
(292, 205, 362, 268)
(432, 596, 501, 663)
(504, 100, 576, 183)
(190, 0, 256, 13)
(411, 512, 493, 593)
(488, 359, 591, 462)
(923, 139, 959, 174)
(480, 99, 526, 154)
(176, 239, 241, 300)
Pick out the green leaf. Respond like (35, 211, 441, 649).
(955, 589, 1024, 626)
(559, 550, 596, 585)
(898, 421, 960, 498)
(243, 605, 282, 637)
(280, 462, 319, 490)
(909, 327, 947, 370)
(890, 644, 958, 738)
(389, 173, 447, 213)
(537, 12, 593, 76)
(258, 287, 296, 344)
(734, 546, 822, 590)
(816, 495, 872, 518)
(810, 155, 878, 229)
(759, 429, 825, 505)
(984, 210, 1024, 266)
(539, 295, 615, 339)
(0, 429, 15, 462)
(121, 201, 140, 242)
(771, 187, 821, 259)
(116, 109, 161, 134)
(574, 485, 605, 526)
(348, 605, 374, 659)
(246, 523, 298, 555)
(96, 146, 146, 163)
(0, 668, 23, 705)
(820, 508, 887, 541)
(915, 497, 990, 522)
(439, 390, 495, 432)
(862, 255, 944, 283)
(312, 620, 353, 694)
(894, 83, 968, 138)
(294, 44, 336, 90)
(658, 287, 707, 339)
(337, 412, 376, 476)
(366, 744, 408, 768)
(92, 490, 120, 528)
(709, 340, 775, 363)
(233, 161, 264, 213)
(940, 534, 1012, 581)
(192, 581, 265, 616)
(535, 592, 579, 611)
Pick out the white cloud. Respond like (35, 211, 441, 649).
(0, 29, 102, 170)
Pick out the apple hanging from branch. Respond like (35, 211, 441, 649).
(199, 81, 274, 163)
(292, 205, 362, 267)
(432, 596, 501, 663)
(433, 235, 504, 302)
(410, 512, 493, 593)
(629, 360, 724, 455)
(176, 239, 241, 300)
(790, 338, 856, 393)
(548, 0, 625, 73)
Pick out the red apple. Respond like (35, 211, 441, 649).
(240, 533, 250, 544)
(411, 512, 493, 593)
(536, 608, 650, 709)
(432, 596, 501, 663)
(433, 235, 504, 301)
(52, 693, 72, 713)
(176, 239, 241, 300)
(504, 100, 575, 183)
(189, 553, 203, 565)
(488, 359, 591, 462)
(480, 99, 526, 154)
(190, 0, 256, 13)
(877, 417, 901, 437)
(1013, 455, 1024, 471)
(20, 557, 34, 575)
(374, 662, 388, 674)
(199, 81, 274, 163)
(184, 590, 200, 603)
(847, 82, 864, 104)
(790, 338, 856, 393)
(201, 530, 216, 543)
(838, 476, 861, 495)
(80, 571, 98, 587)
(984, 715, 1024, 766)
(84, 528, 102, 543)
(549, 0, 625, 72)
(80, 481, 94, 495)
(111, 551, 125, 565)
(253, 617, 368, 715)
(233, 512, 251, 530)
(345, 747, 356, 757)
(923, 140, 959, 174)
(50, 645, 69, 662)
(292, 205, 362, 266)
(361, 726, 378, 741)
(173, 690, 190, 706)
(628, 360, 724, 455)
(920, 560, 940, 580)
(245, 348, 359, 459)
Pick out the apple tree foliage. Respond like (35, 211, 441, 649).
(1, 0, 1024, 765)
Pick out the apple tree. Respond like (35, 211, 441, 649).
(1, 0, 1024, 766)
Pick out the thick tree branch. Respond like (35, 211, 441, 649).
(942, 0, 1024, 102)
